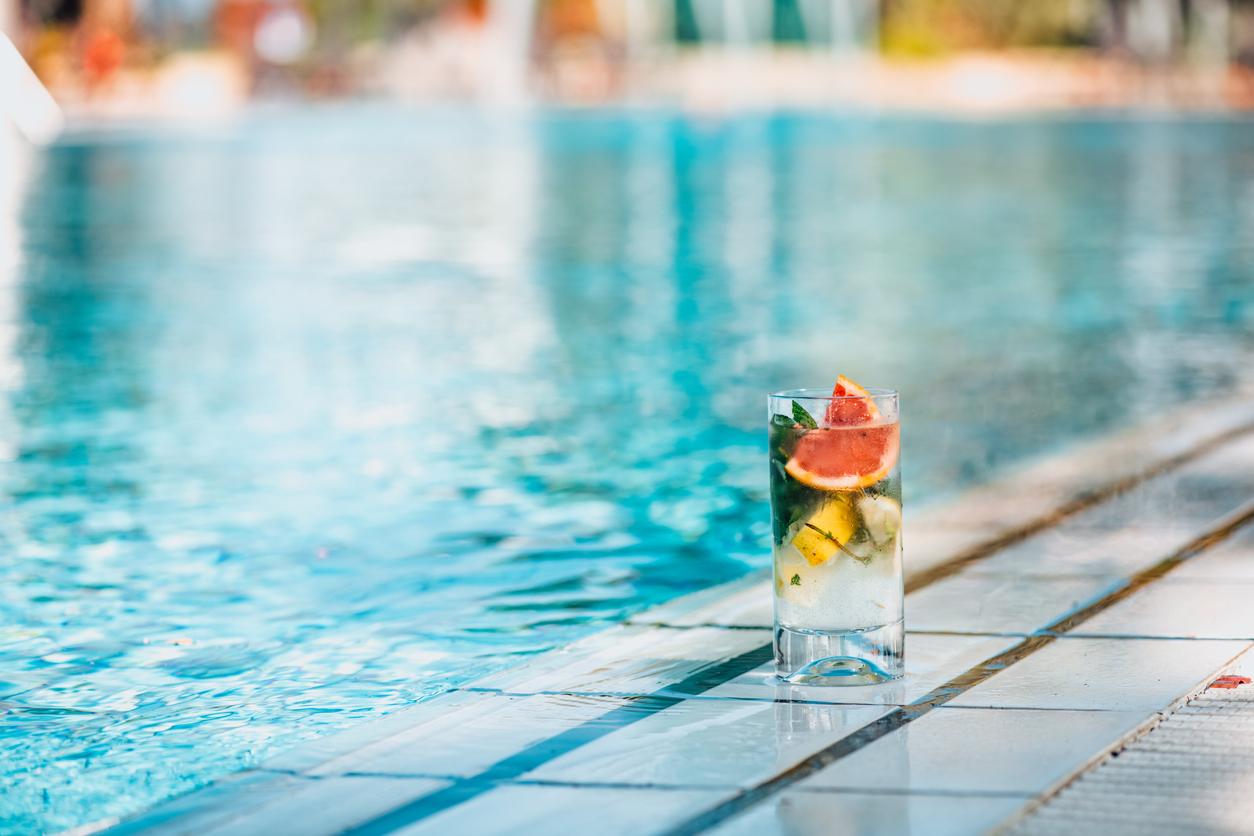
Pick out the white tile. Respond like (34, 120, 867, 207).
(200, 776, 448, 836)
(526, 698, 887, 788)
(307, 693, 629, 778)
(909, 489, 1066, 536)
(965, 528, 1177, 579)
(1220, 644, 1254, 679)
(1187, 431, 1254, 479)
(800, 707, 1146, 795)
(473, 626, 771, 695)
(911, 457, 1249, 587)
(395, 785, 733, 836)
(907, 573, 1121, 634)
(964, 438, 1254, 581)
(948, 637, 1250, 711)
(1168, 524, 1254, 581)
(109, 772, 309, 836)
(263, 690, 483, 773)
(700, 633, 1020, 706)
(903, 524, 995, 582)
(629, 573, 772, 628)
(709, 790, 1030, 836)
(468, 624, 646, 689)
(1062, 446, 1254, 536)
(1070, 580, 1254, 640)
(634, 579, 773, 628)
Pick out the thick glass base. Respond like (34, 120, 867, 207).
(774, 620, 904, 685)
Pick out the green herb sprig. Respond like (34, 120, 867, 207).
(791, 401, 818, 429)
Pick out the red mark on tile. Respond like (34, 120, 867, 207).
(1209, 675, 1252, 690)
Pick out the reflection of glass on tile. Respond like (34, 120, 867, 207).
(526, 698, 886, 789)
(703, 633, 1020, 706)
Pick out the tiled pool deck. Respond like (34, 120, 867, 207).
(100, 395, 1254, 836)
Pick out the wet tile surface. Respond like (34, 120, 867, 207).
(199, 776, 448, 836)
(698, 633, 1020, 706)
(109, 772, 314, 836)
(393, 785, 734, 836)
(1168, 522, 1254, 581)
(902, 524, 997, 579)
(526, 698, 887, 788)
(1060, 438, 1254, 536)
(262, 690, 485, 773)
(1070, 579, 1254, 640)
(472, 626, 771, 695)
(708, 790, 1031, 836)
(1063, 482, 1244, 538)
(305, 693, 630, 778)
(964, 438, 1254, 583)
(948, 637, 1251, 711)
(906, 574, 1121, 634)
(632, 577, 773, 628)
(800, 706, 1146, 795)
(964, 528, 1175, 579)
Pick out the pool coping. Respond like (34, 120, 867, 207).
(91, 388, 1254, 836)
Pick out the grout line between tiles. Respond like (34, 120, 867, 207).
(907, 629, 1254, 642)
(458, 686, 1124, 711)
(1064, 632, 1254, 641)
(460, 685, 907, 708)
(632, 622, 770, 631)
(507, 778, 738, 792)
(335, 646, 773, 836)
(788, 786, 1037, 799)
(255, 767, 322, 779)
(927, 704, 1119, 713)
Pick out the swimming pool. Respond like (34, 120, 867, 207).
(3, 108, 1253, 832)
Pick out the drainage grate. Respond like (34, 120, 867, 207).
(1008, 676, 1254, 836)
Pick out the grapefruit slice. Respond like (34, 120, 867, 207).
(786, 375, 897, 491)
(824, 374, 880, 426)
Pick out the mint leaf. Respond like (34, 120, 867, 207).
(770, 413, 795, 430)
(791, 401, 818, 429)
(790, 573, 801, 586)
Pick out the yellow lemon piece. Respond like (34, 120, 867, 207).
(790, 497, 858, 566)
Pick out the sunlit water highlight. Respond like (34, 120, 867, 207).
(3, 108, 1253, 831)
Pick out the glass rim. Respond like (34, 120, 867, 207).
(769, 387, 898, 401)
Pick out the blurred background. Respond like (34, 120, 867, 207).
(8, 0, 1254, 114)
(3, 1, 1254, 833)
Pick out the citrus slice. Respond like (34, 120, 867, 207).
(790, 496, 858, 566)
(824, 374, 881, 426)
(786, 375, 898, 491)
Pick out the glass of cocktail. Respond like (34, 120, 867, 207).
(769, 377, 902, 685)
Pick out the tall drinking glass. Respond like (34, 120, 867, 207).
(768, 388, 903, 684)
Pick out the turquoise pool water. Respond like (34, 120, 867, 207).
(3, 108, 1253, 831)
